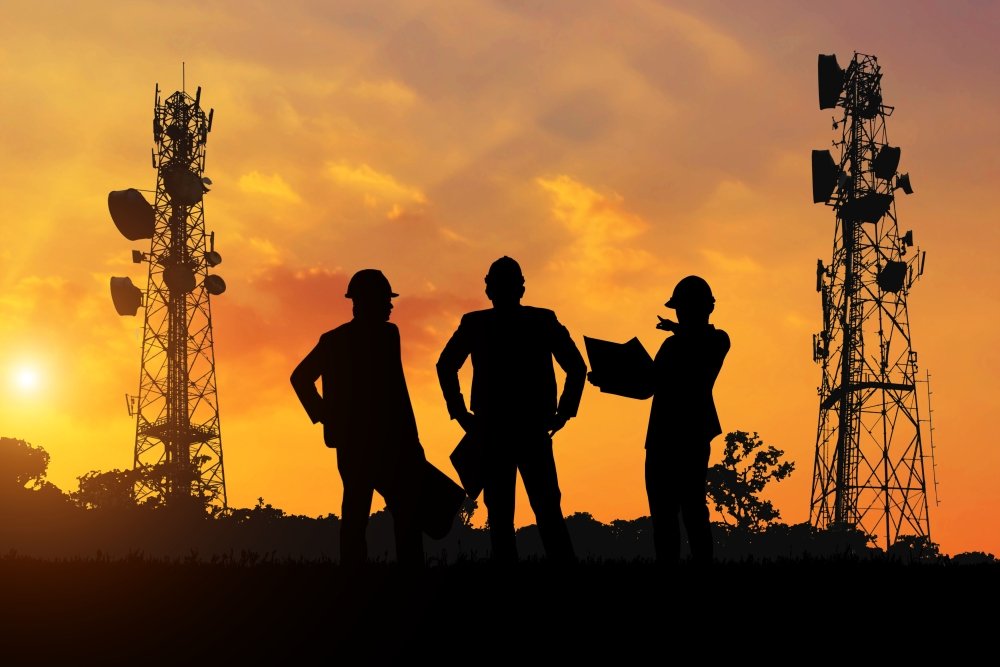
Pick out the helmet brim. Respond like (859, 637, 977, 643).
(344, 291, 400, 298)
(665, 297, 714, 309)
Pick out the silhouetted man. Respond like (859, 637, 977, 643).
(437, 256, 586, 563)
(290, 269, 425, 567)
(589, 275, 729, 564)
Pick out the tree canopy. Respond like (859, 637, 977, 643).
(706, 430, 795, 532)
(0, 436, 51, 491)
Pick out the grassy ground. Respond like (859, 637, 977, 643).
(1, 555, 996, 664)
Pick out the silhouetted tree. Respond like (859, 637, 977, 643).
(706, 430, 794, 531)
(74, 468, 142, 510)
(950, 551, 996, 565)
(457, 497, 478, 528)
(73, 456, 218, 512)
(0, 436, 51, 491)
(223, 497, 287, 524)
(888, 534, 942, 564)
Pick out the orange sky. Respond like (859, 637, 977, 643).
(1, 1, 998, 556)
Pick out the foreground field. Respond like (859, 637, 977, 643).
(1, 555, 996, 663)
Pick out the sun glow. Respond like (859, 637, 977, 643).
(12, 366, 41, 393)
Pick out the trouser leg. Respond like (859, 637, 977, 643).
(519, 434, 575, 563)
(339, 478, 374, 566)
(678, 442, 713, 563)
(646, 448, 680, 564)
(337, 448, 374, 566)
(483, 439, 518, 563)
(382, 463, 425, 568)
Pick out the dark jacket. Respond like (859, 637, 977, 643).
(290, 319, 420, 455)
(642, 324, 730, 447)
(436, 306, 587, 425)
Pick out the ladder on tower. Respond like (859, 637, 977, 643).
(921, 370, 942, 506)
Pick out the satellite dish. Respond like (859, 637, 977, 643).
(204, 274, 227, 296)
(877, 261, 908, 293)
(108, 189, 155, 240)
(818, 54, 844, 110)
(163, 262, 196, 294)
(110, 277, 143, 316)
(872, 146, 901, 181)
(811, 150, 839, 203)
(205, 250, 222, 267)
(202, 177, 213, 186)
(895, 173, 914, 195)
(838, 192, 894, 225)
(163, 166, 205, 206)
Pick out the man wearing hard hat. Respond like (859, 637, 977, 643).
(290, 269, 426, 567)
(437, 256, 587, 563)
(590, 275, 730, 565)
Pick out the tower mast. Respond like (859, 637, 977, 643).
(809, 53, 929, 549)
(109, 82, 227, 509)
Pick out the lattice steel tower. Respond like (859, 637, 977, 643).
(108, 83, 227, 509)
(809, 53, 929, 549)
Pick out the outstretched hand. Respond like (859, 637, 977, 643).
(656, 315, 678, 332)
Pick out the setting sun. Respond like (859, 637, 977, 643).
(12, 366, 41, 393)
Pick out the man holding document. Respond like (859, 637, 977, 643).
(587, 275, 730, 565)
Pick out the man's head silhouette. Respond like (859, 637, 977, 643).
(484, 256, 525, 307)
(346, 268, 397, 321)
(666, 275, 715, 325)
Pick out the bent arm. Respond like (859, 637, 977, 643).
(691, 330, 731, 393)
(436, 319, 472, 420)
(290, 339, 326, 424)
(552, 322, 587, 417)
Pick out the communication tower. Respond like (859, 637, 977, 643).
(108, 83, 227, 509)
(809, 53, 930, 548)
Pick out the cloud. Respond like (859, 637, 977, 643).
(537, 175, 658, 300)
(538, 175, 647, 242)
(246, 237, 284, 265)
(537, 90, 615, 142)
(700, 249, 763, 274)
(349, 79, 418, 107)
(237, 171, 303, 203)
(325, 161, 428, 217)
(655, 5, 754, 78)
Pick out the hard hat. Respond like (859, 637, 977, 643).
(485, 256, 524, 285)
(665, 275, 715, 309)
(345, 269, 398, 300)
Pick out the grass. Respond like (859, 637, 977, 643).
(1, 553, 996, 663)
